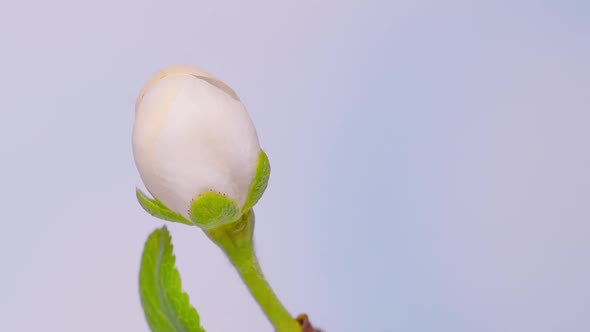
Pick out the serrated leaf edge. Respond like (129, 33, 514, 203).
(140, 226, 206, 332)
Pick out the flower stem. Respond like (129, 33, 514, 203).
(205, 210, 301, 332)
(228, 245, 301, 332)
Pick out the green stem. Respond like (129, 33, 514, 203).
(205, 210, 301, 332)
(227, 246, 301, 332)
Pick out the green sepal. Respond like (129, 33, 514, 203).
(189, 192, 241, 230)
(242, 150, 271, 212)
(139, 226, 206, 332)
(136, 188, 193, 226)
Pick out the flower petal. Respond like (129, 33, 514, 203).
(133, 71, 260, 219)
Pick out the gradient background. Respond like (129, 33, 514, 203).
(1, 0, 589, 331)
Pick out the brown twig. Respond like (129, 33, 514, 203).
(295, 314, 323, 332)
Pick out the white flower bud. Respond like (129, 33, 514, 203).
(133, 65, 264, 223)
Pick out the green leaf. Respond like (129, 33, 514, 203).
(139, 226, 206, 332)
(136, 189, 194, 226)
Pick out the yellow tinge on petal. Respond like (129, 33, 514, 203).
(135, 65, 240, 113)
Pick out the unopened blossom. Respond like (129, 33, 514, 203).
(133, 65, 266, 224)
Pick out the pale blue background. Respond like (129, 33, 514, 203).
(1, 0, 589, 331)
